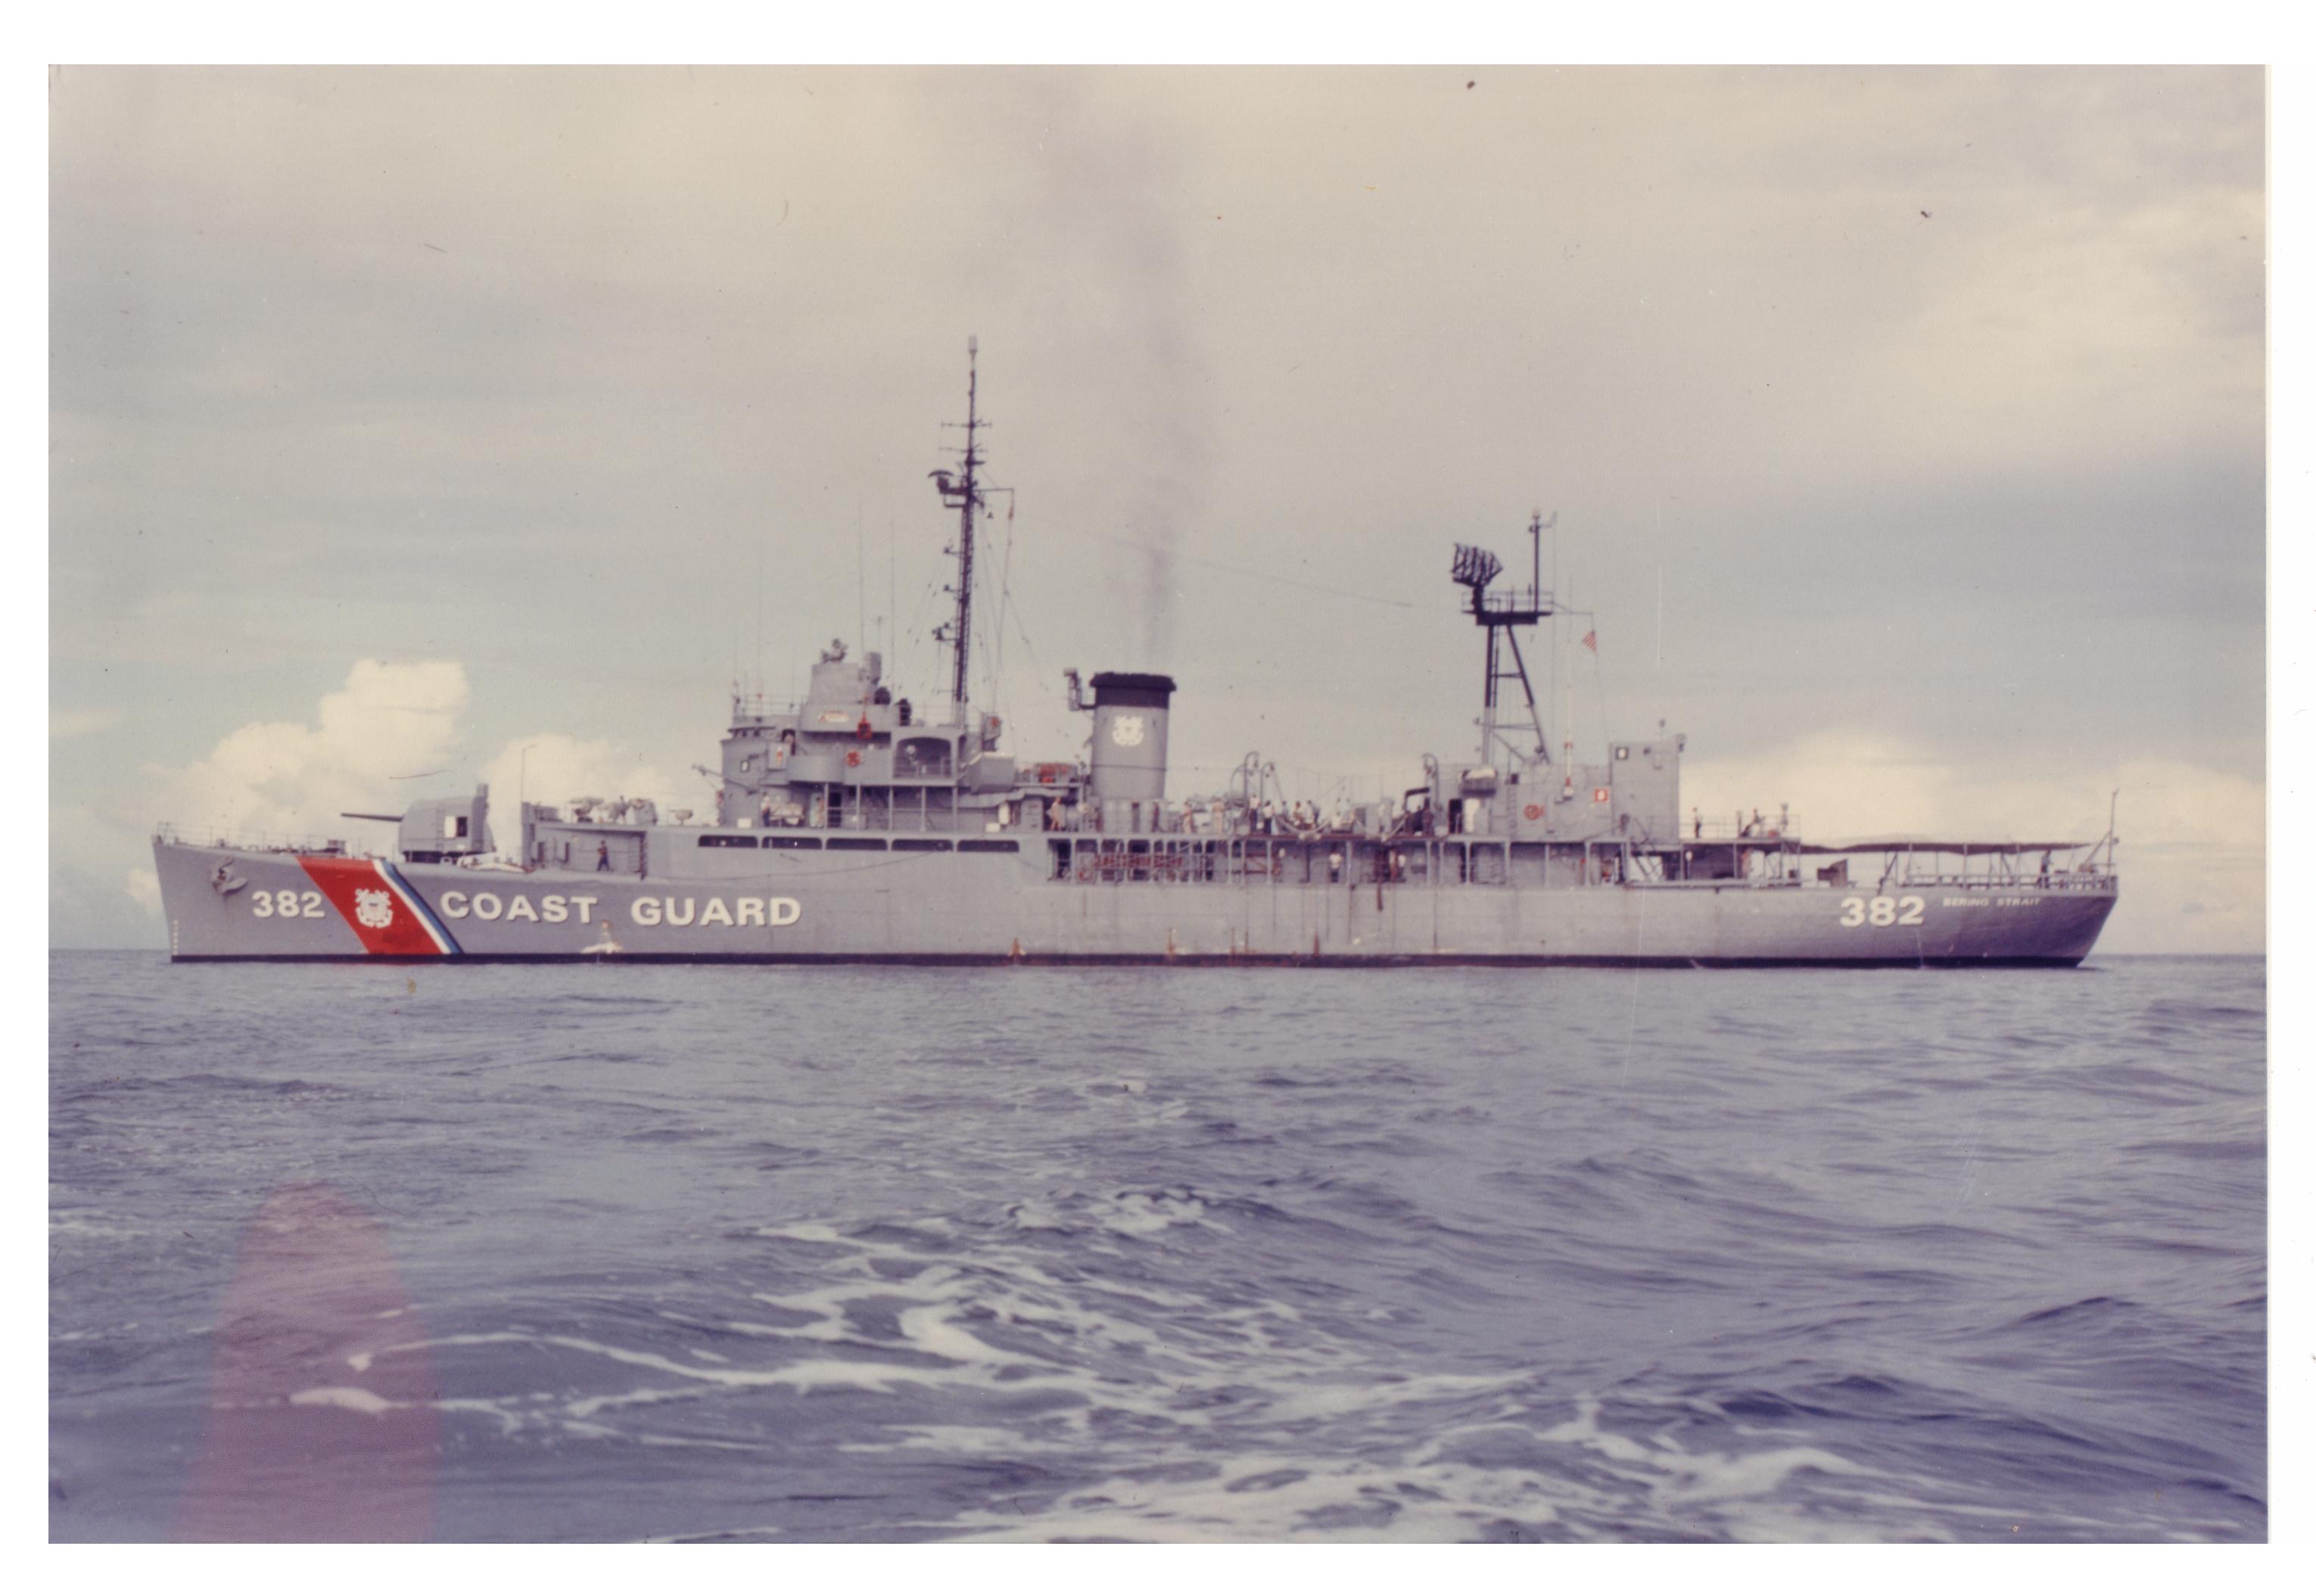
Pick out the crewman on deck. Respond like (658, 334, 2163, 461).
(596, 840, 610, 872)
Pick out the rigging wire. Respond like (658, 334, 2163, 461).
(1591, 628, 1614, 763)
(981, 502, 1005, 720)
(988, 494, 1055, 704)
(1007, 583, 1045, 678)
(899, 574, 943, 695)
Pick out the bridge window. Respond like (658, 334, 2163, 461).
(895, 737, 953, 779)
(697, 834, 760, 848)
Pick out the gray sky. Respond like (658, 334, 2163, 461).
(49, 66, 2266, 950)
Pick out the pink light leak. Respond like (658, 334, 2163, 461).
(174, 1182, 440, 1541)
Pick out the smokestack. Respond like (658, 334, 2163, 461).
(1087, 672, 1175, 807)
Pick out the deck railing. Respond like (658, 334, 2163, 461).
(1686, 815, 1799, 841)
(1887, 869, 2115, 890)
(152, 822, 357, 857)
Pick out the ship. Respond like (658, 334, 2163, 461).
(152, 344, 2118, 966)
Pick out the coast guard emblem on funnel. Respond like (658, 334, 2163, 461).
(1111, 714, 1146, 747)
(353, 888, 395, 930)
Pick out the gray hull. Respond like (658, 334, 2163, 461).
(155, 837, 2117, 967)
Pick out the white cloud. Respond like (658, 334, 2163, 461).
(154, 659, 468, 844)
(125, 866, 161, 916)
(1685, 733, 2264, 954)
(477, 734, 689, 824)
(139, 662, 705, 882)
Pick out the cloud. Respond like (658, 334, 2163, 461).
(154, 659, 468, 843)
(476, 734, 685, 823)
(1685, 733, 2263, 954)
(149, 663, 699, 851)
(70, 659, 710, 943)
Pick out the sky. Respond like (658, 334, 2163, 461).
(48, 65, 2267, 951)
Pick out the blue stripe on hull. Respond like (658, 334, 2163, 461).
(378, 860, 463, 954)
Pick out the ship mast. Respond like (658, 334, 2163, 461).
(1451, 513, 1556, 768)
(930, 338, 998, 722)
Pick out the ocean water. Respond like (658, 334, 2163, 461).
(48, 951, 2265, 1542)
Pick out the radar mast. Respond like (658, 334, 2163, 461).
(1449, 512, 1557, 767)
(929, 338, 1003, 722)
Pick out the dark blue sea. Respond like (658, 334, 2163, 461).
(48, 951, 2266, 1542)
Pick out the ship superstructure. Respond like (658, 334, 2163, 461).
(151, 347, 2118, 966)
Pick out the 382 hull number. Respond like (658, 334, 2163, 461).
(251, 888, 326, 919)
(1838, 894, 1924, 928)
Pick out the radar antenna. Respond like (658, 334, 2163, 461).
(1450, 512, 1557, 766)
(929, 338, 1005, 721)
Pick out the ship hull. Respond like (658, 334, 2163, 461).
(154, 839, 2118, 967)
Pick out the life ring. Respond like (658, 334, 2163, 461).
(845, 748, 862, 768)
(1524, 803, 1543, 820)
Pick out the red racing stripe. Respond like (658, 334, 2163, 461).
(297, 857, 447, 957)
